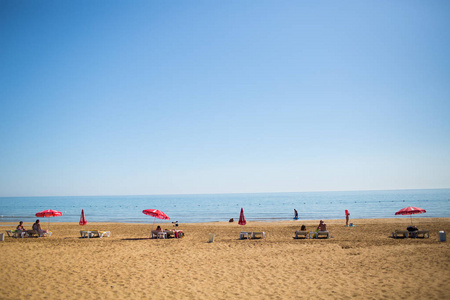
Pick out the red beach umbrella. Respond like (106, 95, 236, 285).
(395, 206, 426, 224)
(143, 209, 170, 231)
(35, 209, 63, 231)
(79, 209, 87, 226)
(238, 208, 246, 225)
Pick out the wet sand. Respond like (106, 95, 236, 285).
(1, 218, 449, 299)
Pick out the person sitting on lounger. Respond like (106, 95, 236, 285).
(16, 221, 26, 231)
(317, 220, 327, 231)
(155, 226, 163, 231)
(32, 220, 48, 235)
(407, 225, 418, 237)
(300, 225, 306, 231)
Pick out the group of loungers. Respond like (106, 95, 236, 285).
(392, 230, 430, 238)
(239, 229, 431, 240)
(151, 229, 184, 239)
(237, 230, 329, 240)
(80, 230, 111, 238)
(5, 228, 431, 240)
(6, 229, 52, 238)
(294, 230, 329, 239)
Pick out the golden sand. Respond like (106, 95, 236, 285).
(1, 218, 449, 300)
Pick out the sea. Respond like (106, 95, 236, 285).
(0, 189, 449, 225)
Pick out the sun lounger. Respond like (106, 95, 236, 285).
(151, 230, 163, 238)
(151, 230, 167, 239)
(310, 231, 329, 239)
(80, 231, 94, 238)
(240, 231, 251, 239)
(239, 231, 265, 240)
(26, 230, 38, 237)
(166, 230, 184, 238)
(39, 231, 52, 237)
(90, 230, 111, 238)
(295, 231, 309, 239)
(25, 230, 52, 237)
(415, 230, 429, 238)
(392, 230, 409, 238)
(6, 230, 27, 238)
(251, 232, 266, 239)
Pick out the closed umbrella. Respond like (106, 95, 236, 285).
(143, 209, 170, 231)
(395, 206, 426, 224)
(79, 209, 87, 226)
(35, 209, 63, 231)
(238, 208, 246, 225)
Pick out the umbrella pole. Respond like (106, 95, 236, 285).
(48, 218, 50, 231)
(151, 218, 156, 232)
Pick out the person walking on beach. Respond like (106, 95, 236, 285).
(294, 209, 298, 219)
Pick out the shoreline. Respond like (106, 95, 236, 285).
(1, 216, 449, 226)
(1, 217, 449, 299)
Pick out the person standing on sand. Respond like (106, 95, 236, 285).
(346, 211, 350, 226)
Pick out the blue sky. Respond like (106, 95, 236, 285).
(1, 1, 449, 197)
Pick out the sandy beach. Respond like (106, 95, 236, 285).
(1, 218, 449, 300)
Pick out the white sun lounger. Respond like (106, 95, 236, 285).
(6, 230, 27, 238)
(310, 231, 329, 239)
(240, 231, 251, 239)
(392, 230, 409, 238)
(80, 231, 94, 238)
(251, 232, 265, 239)
(91, 230, 111, 238)
(295, 231, 309, 239)
(415, 230, 429, 238)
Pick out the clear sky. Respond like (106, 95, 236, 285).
(1, 1, 449, 197)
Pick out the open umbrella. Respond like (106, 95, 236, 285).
(238, 208, 246, 225)
(35, 209, 63, 231)
(143, 209, 170, 231)
(395, 206, 426, 224)
(79, 209, 87, 226)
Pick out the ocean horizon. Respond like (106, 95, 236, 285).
(1, 188, 449, 224)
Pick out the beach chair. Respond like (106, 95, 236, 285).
(6, 230, 27, 238)
(165, 230, 175, 238)
(156, 232, 166, 239)
(392, 230, 409, 238)
(80, 231, 93, 238)
(240, 232, 251, 239)
(294, 231, 309, 239)
(25, 230, 52, 237)
(26, 230, 38, 237)
(251, 232, 266, 239)
(310, 231, 329, 239)
(91, 230, 111, 238)
(415, 230, 430, 238)
(151, 230, 163, 238)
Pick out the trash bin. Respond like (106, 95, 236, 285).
(0, 233, 4, 242)
(439, 231, 446, 242)
(208, 233, 215, 243)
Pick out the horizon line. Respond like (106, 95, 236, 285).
(1, 187, 449, 199)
